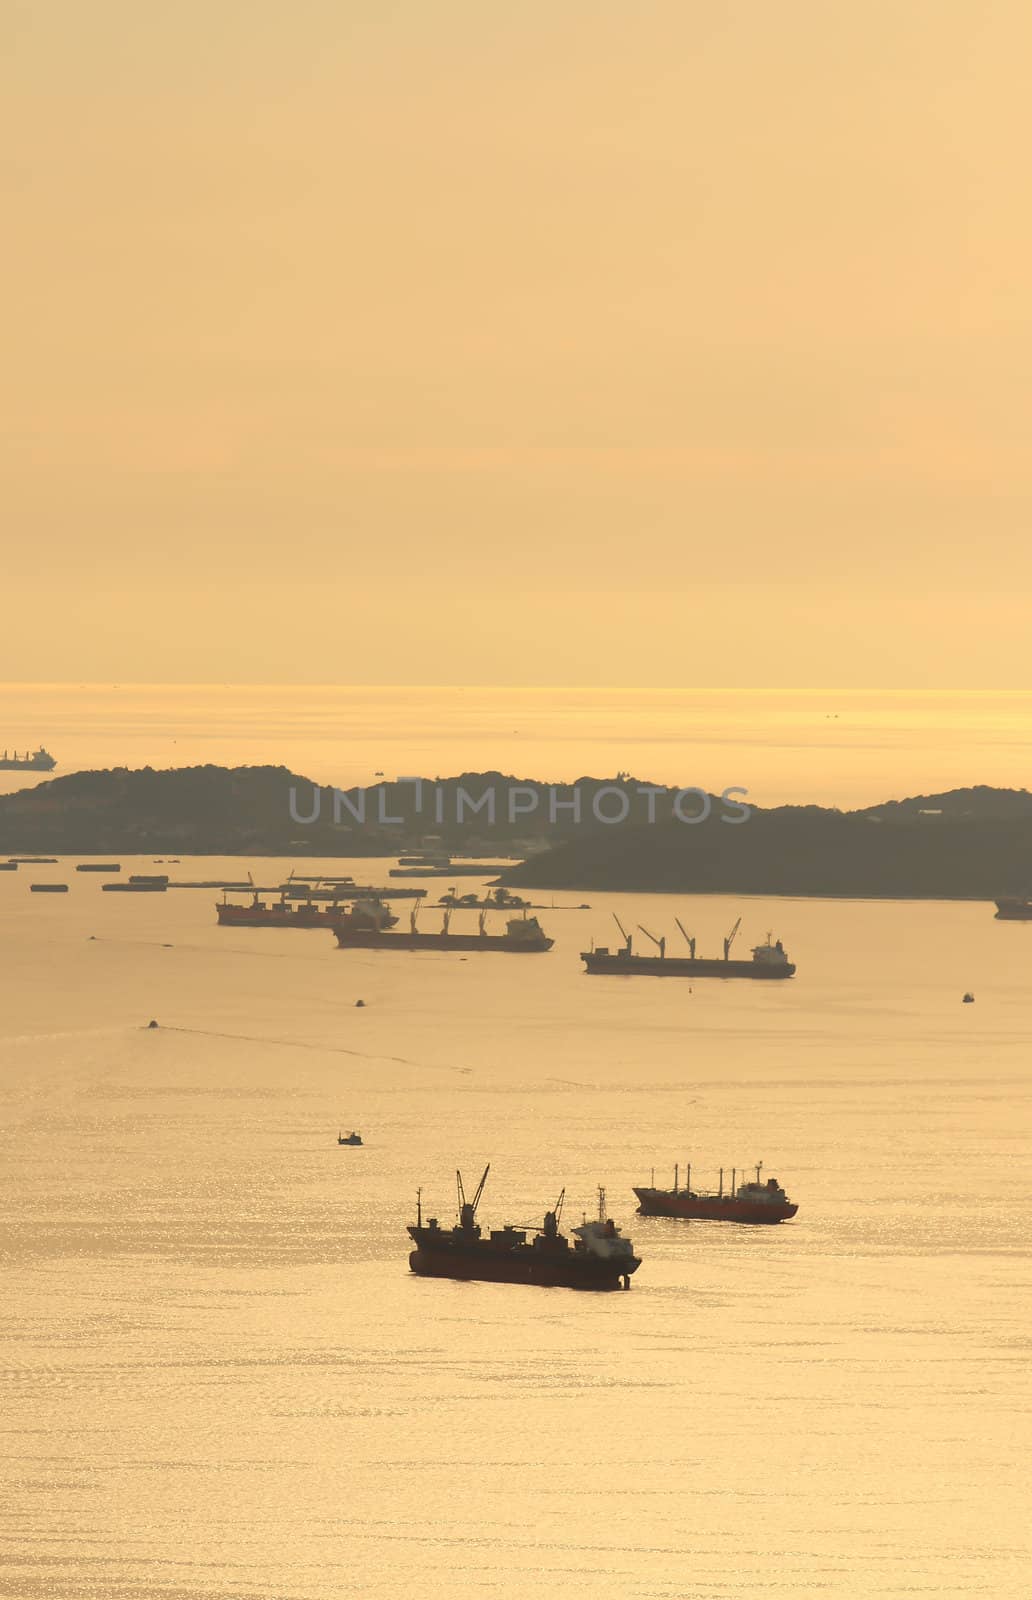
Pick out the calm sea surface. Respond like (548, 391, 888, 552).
(4, 684, 1032, 806)
(1, 859, 1029, 1598)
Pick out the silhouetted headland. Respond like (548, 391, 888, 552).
(0, 766, 1029, 898)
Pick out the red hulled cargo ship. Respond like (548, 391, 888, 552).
(408, 1167, 641, 1290)
(216, 890, 397, 931)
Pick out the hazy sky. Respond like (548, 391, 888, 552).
(4, 2, 1031, 685)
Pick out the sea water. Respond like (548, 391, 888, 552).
(0, 860, 1029, 1598)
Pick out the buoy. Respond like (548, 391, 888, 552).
(355, 999, 365, 1008)
(147, 1019, 159, 1029)
(962, 993, 974, 1004)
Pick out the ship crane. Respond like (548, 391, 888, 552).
(675, 917, 696, 958)
(542, 1186, 565, 1238)
(612, 913, 632, 952)
(723, 917, 742, 961)
(638, 924, 666, 959)
(456, 1163, 490, 1231)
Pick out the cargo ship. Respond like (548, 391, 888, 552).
(581, 916, 795, 979)
(280, 874, 427, 901)
(408, 1166, 641, 1290)
(217, 888, 396, 930)
(389, 863, 514, 879)
(103, 880, 167, 893)
(0, 747, 56, 771)
(994, 896, 1032, 920)
(333, 905, 553, 952)
(634, 1163, 798, 1224)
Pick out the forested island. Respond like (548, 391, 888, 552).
(0, 765, 1029, 899)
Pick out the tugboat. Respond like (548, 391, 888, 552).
(333, 905, 553, 953)
(408, 1166, 640, 1290)
(633, 1163, 798, 1224)
(337, 1131, 363, 1146)
(582, 916, 795, 979)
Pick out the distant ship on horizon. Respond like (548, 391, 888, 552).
(0, 747, 56, 772)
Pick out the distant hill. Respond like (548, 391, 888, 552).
(858, 786, 1032, 821)
(500, 803, 1032, 899)
(0, 766, 727, 855)
(0, 765, 1029, 897)
(0, 765, 327, 855)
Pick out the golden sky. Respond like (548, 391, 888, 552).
(4, 2, 1031, 685)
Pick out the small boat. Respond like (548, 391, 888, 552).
(30, 882, 68, 893)
(76, 862, 121, 873)
(0, 862, 17, 872)
(408, 1167, 641, 1290)
(634, 1162, 798, 1224)
(338, 1131, 363, 1146)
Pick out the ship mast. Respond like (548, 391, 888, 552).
(542, 1186, 565, 1238)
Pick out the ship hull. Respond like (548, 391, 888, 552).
(633, 1187, 797, 1223)
(408, 1248, 636, 1289)
(581, 953, 794, 979)
(216, 904, 395, 929)
(283, 885, 425, 900)
(334, 930, 552, 951)
(102, 882, 167, 893)
(389, 865, 512, 878)
(994, 899, 1032, 920)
